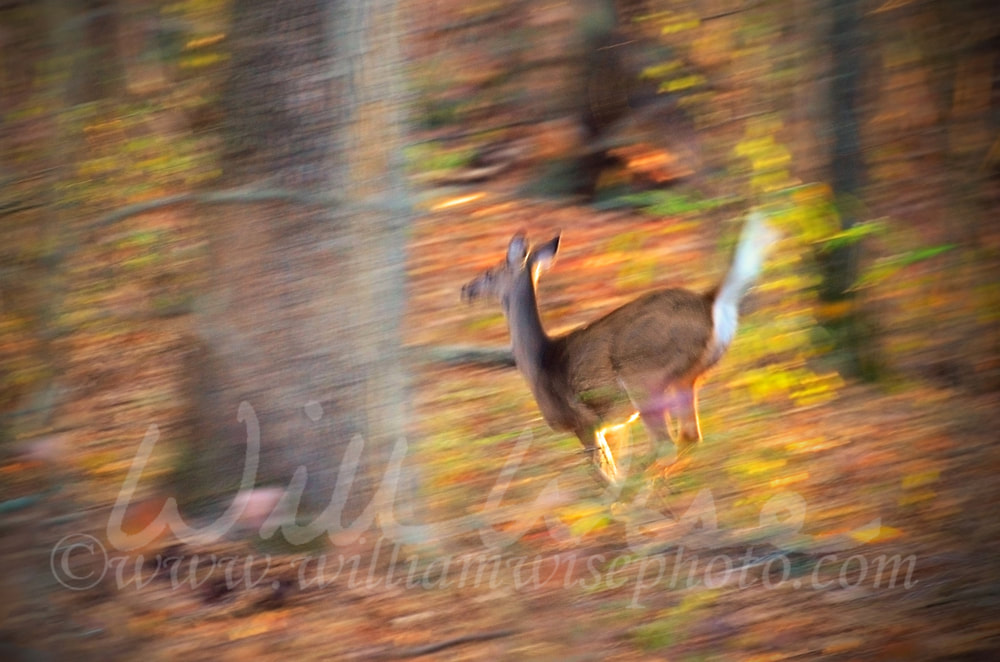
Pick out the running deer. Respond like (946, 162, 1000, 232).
(461, 211, 778, 485)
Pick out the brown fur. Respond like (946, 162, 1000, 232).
(463, 216, 775, 484)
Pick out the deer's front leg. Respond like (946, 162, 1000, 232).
(574, 424, 620, 487)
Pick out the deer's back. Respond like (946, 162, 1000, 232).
(547, 289, 714, 420)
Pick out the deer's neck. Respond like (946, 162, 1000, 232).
(503, 276, 553, 385)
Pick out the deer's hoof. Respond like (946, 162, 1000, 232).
(591, 450, 620, 488)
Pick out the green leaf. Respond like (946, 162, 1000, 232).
(853, 244, 954, 289)
(818, 220, 888, 251)
(900, 243, 955, 266)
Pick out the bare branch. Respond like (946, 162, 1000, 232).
(92, 188, 345, 228)
(411, 344, 515, 367)
(389, 629, 516, 658)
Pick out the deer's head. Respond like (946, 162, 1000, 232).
(461, 232, 561, 314)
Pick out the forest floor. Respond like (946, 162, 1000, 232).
(2, 181, 999, 661)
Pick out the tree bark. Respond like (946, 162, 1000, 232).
(824, 0, 862, 300)
(186, 0, 415, 540)
(820, 0, 880, 379)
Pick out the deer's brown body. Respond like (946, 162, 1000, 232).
(538, 289, 713, 438)
(462, 212, 776, 484)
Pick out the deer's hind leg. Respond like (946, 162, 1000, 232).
(666, 381, 702, 451)
(617, 374, 679, 463)
(637, 407, 680, 465)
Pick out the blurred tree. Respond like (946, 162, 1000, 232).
(819, 0, 880, 379)
(556, 0, 697, 197)
(187, 0, 416, 537)
(66, 0, 126, 104)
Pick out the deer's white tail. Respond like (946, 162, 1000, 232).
(709, 211, 778, 359)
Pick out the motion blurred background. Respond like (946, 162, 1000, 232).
(1, 0, 998, 659)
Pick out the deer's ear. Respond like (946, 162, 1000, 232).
(507, 232, 529, 266)
(530, 233, 560, 272)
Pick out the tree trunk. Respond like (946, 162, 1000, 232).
(820, 0, 880, 380)
(186, 0, 415, 542)
(825, 0, 862, 300)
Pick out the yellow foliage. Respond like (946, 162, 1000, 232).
(641, 61, 682, 79)
(77, 157, 118, 178)
(660, 75, 707, 92)
(179, 53, 229, 69)
(660, 14, 700, 35)
(560, 502, 612, 537)
(750, 170, 788, 193)
(898, 490, 936, 506)
(901, 470, 940, 490)
(847, 522, 903, 544)
(751, 145, 791, 171)
(184, 33, 226, 49)
(733, 135, 776, 158)
(739, 458, 787, 475)
(785, 437, 845, 453)
(789, 371, 843, 407)
(769, 471, 810, 488)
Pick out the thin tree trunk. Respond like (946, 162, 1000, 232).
(820, 0, 880, 379)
